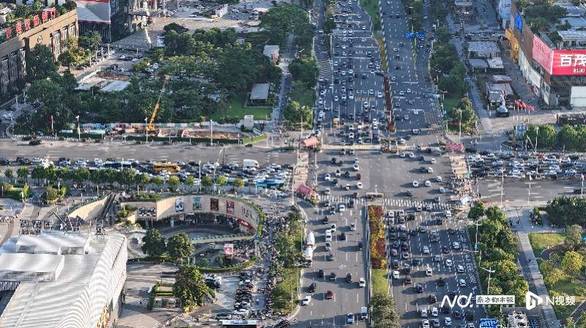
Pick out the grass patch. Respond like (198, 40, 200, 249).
(243, 134, 268, 145)
(360, 0, 381, 31)
(529, 233, 565, 257)
(372, 269, 389, 297)
(289, 82, 315, 107)
(210, 96, 272, 122)
(272, 268, 301, 315)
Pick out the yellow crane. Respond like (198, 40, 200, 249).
(146, 76, 169, 134)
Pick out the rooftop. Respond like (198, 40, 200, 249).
(250, 83, 270, 100)
(467, 41, 500, 57)
(0, 253, 64, 282)
(0, 232, 127, 328)
(262, 44, 279, 57)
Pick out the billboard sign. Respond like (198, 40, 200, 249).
(532, 35, 553, 73)
(479, 318, 499, 328)
(552, 50, 586, 75)
(533, 35, 586, 76)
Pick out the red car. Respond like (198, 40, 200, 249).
(325, 290, 335, 300)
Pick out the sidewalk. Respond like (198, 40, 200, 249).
(507, 207, 562, 328)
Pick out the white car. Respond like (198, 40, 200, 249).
(422, 319, 430, 328)
(392, 270, 400, 279)
(359, 277, 366, 287)
(412, 180, 419, 188)
(439, 187, 447, 193)
(338, 204, 346, 212)
(324, 173, 332, 181)
(377, 91, 383, 98)
(431, 307, 438, 317)
(452, 241, 461, 250)
(424, 180, 432, 187)
(435, 176, 442, 182)
(458, 279, 467, 287)
(301, 295, 311, 305)
(422, 246, 430, 254)
(445, 259, 453, 267)
(353, 164, 360, 171)
(445, 317, 452, 326)
(426, 266, 433, 276)
(346, 313, 355, 324)
(356, 182, 363, 189)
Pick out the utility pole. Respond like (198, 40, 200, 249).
(480, 266, 495, 294)
(144, 117, 148, 143)
(76, 115, 81, 141)
(500, 170, 504, 207)
(210, 119, 213, 146)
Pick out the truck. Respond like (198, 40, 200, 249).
(305, 231, 315, 247)
(242, 159, 259, 171)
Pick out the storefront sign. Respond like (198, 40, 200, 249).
(532, 35, 553, 73)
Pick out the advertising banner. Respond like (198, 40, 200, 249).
(532, 35, 586, 76)
(210, 198, 219, 211)
(226, 200, 235, 215)
(175, 198, 184, 213)
(532, 35, 553, 73)
(192, 196, 201, 210)
(551, 50, 586, 75)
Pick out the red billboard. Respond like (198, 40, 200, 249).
(532, 35, 553, 73)
(532, 35, 586, 76)
(551, 50, 586, 75)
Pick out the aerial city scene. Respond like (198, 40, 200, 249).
(0, 0, 586, 326)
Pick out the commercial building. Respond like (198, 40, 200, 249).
(507, 311, 529, 328)
(0, 7, 78, 99)
(76, 0, 124, 42)
(0, 232, 127, 328)
(506, 1, 586, 107)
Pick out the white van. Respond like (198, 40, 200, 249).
(360, 306, 368, 320)
(242, 159, 259, 170)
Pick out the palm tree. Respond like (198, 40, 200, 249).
(173, 265, 215, 311)
(3, 168, 14, 183)
(17, 167, 28, 184)
(31, 166, 46, 185)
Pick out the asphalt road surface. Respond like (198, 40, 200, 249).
(0, 140, 297, 166)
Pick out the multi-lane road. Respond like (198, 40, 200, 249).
(380, 0, 443, 133)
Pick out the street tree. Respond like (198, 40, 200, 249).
(135, 173, 151, 191)
(151, 176, 164, 188)
(141, 228, 167, 257)
(79, 32, 102, 51)
(185, 176, 195, 190)
(167, 233, 193, 263)
(201, 176, 213, 190)
(26, 45, 57, 82)
(565, 224, 583, 251)
(173, 265, 215, 311)
(284, 100, 313, 130)
(233, 177, 245, 191)
(561, 251, 584, 275)
(3, 168, 13, 182)
(468, 201, 485, 220)
(544, 267, 566, 286)
(168, 176, 180, 191)
(216, 176, 227, 187)
(17, 167, 28, 183)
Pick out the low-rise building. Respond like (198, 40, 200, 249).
(507, 310, 529, 328)
(0, 232, 127, 328)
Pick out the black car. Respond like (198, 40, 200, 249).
(415, 283, 424, 293)
(442, 305, 451, 314)
(322, 216, 329, 224)
(357, 241, 363, 250)
(412, 258, 422, 266)
(318, 269, 325, 279)
(442, 246, 450, 254)
(0, 158, 9, 165)
(403, 276, 412, 285)
(308, 282, 317, 293)
(437, 278, 446, 286)
(392, 260, 400, 269)
(328, 272, 337, 281)
(345, 273, 352, 283)
(429, 294, 437, 304)
(339, 232, 347, 241)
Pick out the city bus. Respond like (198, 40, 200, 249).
(153, 162, 181, 174)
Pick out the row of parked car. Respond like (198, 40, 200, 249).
(467, 151, 585, 180)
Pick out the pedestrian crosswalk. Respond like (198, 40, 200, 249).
(319, 194, 452, 210)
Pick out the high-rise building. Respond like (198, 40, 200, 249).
(0, 6, 78, 98)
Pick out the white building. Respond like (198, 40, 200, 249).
(0, 232, 127, 328)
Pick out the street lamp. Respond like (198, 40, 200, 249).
(480, 266, 495, 294)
